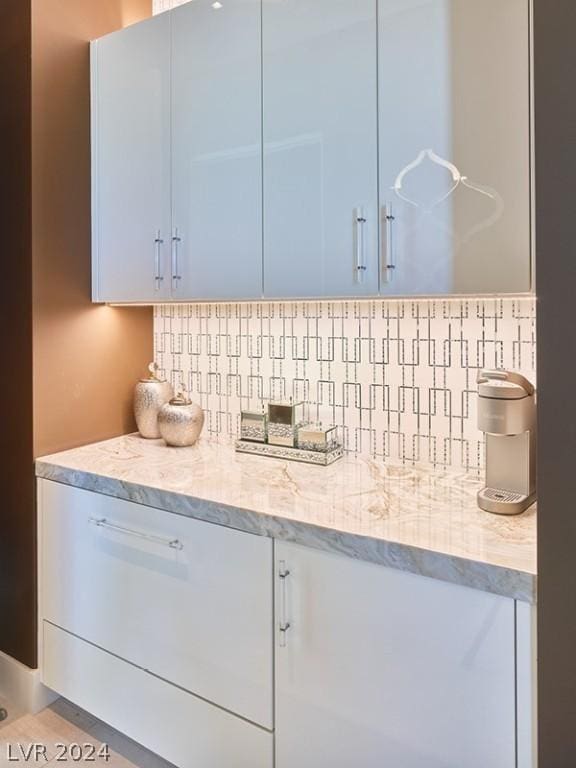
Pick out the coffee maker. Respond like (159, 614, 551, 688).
(477, 370, 536, 515)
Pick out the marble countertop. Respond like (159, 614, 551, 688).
(36, 435, 537, 603)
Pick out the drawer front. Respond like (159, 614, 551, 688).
(39, 480, 273, 728)
(43, 622, 272, 768)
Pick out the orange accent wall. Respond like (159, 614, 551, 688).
(31, 0, 153, 458)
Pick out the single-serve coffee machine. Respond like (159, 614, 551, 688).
(477, 370, 536, 515)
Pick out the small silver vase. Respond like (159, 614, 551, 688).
(134, 363, 174, 439)
(158, 390, 205, 447)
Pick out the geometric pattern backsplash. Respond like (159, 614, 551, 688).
(153, 0, 184, 10)
(155, 298, 536, 475)
(153, 0, 192, 10)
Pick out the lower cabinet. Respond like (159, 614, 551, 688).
(274, 541, 526, 768)
(38, 479, 273, 768)
(39, 481, 534, 768)
(39, 480, 272, 729)
(43, 623, 272, 768)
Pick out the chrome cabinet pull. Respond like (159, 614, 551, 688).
(172, 228, 182, 290)
(154, 230, 164, 291)
(381, 202, 396, 284)
(278, 560, 291, 647)
(354, 207, 367, 283)
(89, 517, 184, 551)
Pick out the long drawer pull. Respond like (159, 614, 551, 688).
(89, 517, 184, 551)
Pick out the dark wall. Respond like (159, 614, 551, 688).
(0, 1, 36, 667)
(535, 0, 576, 764)
(0, 0, 152, 669)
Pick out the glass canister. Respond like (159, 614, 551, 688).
(240, 409, 268, 443)
(297, 423, 340, 453)
(134, 362, 174, 439)
(267, 400, 306, 447)
(158, 389, 205, 447)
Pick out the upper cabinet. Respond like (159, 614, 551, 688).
(92, 1, 262, 304)
(171, 0, 262, 300)
(378, 0, 531, 295)
(91, 0, 532, 302)
(91, 14, 171, 303)
(262, 0, 379, 298)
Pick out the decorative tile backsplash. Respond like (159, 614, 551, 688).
(153, 0, 191, 11)
(155, 298, 536, 475)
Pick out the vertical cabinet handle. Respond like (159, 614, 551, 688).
(278, 560, 291, 648)
(381, 203, 396, 284)
(172, 228, 182, 290)
(154, 230, 164, 291)
(354, 207, 367, 283)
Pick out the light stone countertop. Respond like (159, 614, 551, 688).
(35, 434, 537, 603)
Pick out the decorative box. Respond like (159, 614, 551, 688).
(267, 401, 306, 447)
(240, 410, 268, 443)
(297, 423, 340, 453)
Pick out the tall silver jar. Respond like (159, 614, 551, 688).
(158, 390, 205, 447)
(134, 363, 174, 439)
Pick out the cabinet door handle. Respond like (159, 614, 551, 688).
(89, 517, 184, 551)
(172, 228, 182, 290)
(154, 231, 164, 290)
(354, 207, 367, 283)
(278, 560, 291, 647)
(381, 202, 396, 284)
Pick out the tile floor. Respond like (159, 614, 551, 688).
(0, 698, 175, 767)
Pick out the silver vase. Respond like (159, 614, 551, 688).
(158, 391, 205, 447)
(134, 363, 174, 439)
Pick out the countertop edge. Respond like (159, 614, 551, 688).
(35, 459, 536, 604)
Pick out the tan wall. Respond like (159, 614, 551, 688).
(31, 0, 153, 457)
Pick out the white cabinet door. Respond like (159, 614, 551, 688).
(40, 480, 273, 729)
(171, 0, 262, 300)
(378, 0, 531, 295)
(91, 15, 171, 303)
(262, 0, 379, 298)
(275, 542, 516, 768)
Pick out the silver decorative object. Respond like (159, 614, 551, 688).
(267, 400, 306, 447)
(134, 362, 174, 439)
(297, 423, 340, 453)
(158, 388, 205, 447)
(235, 439, 343, 466)
(241, 410, 268, 443)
